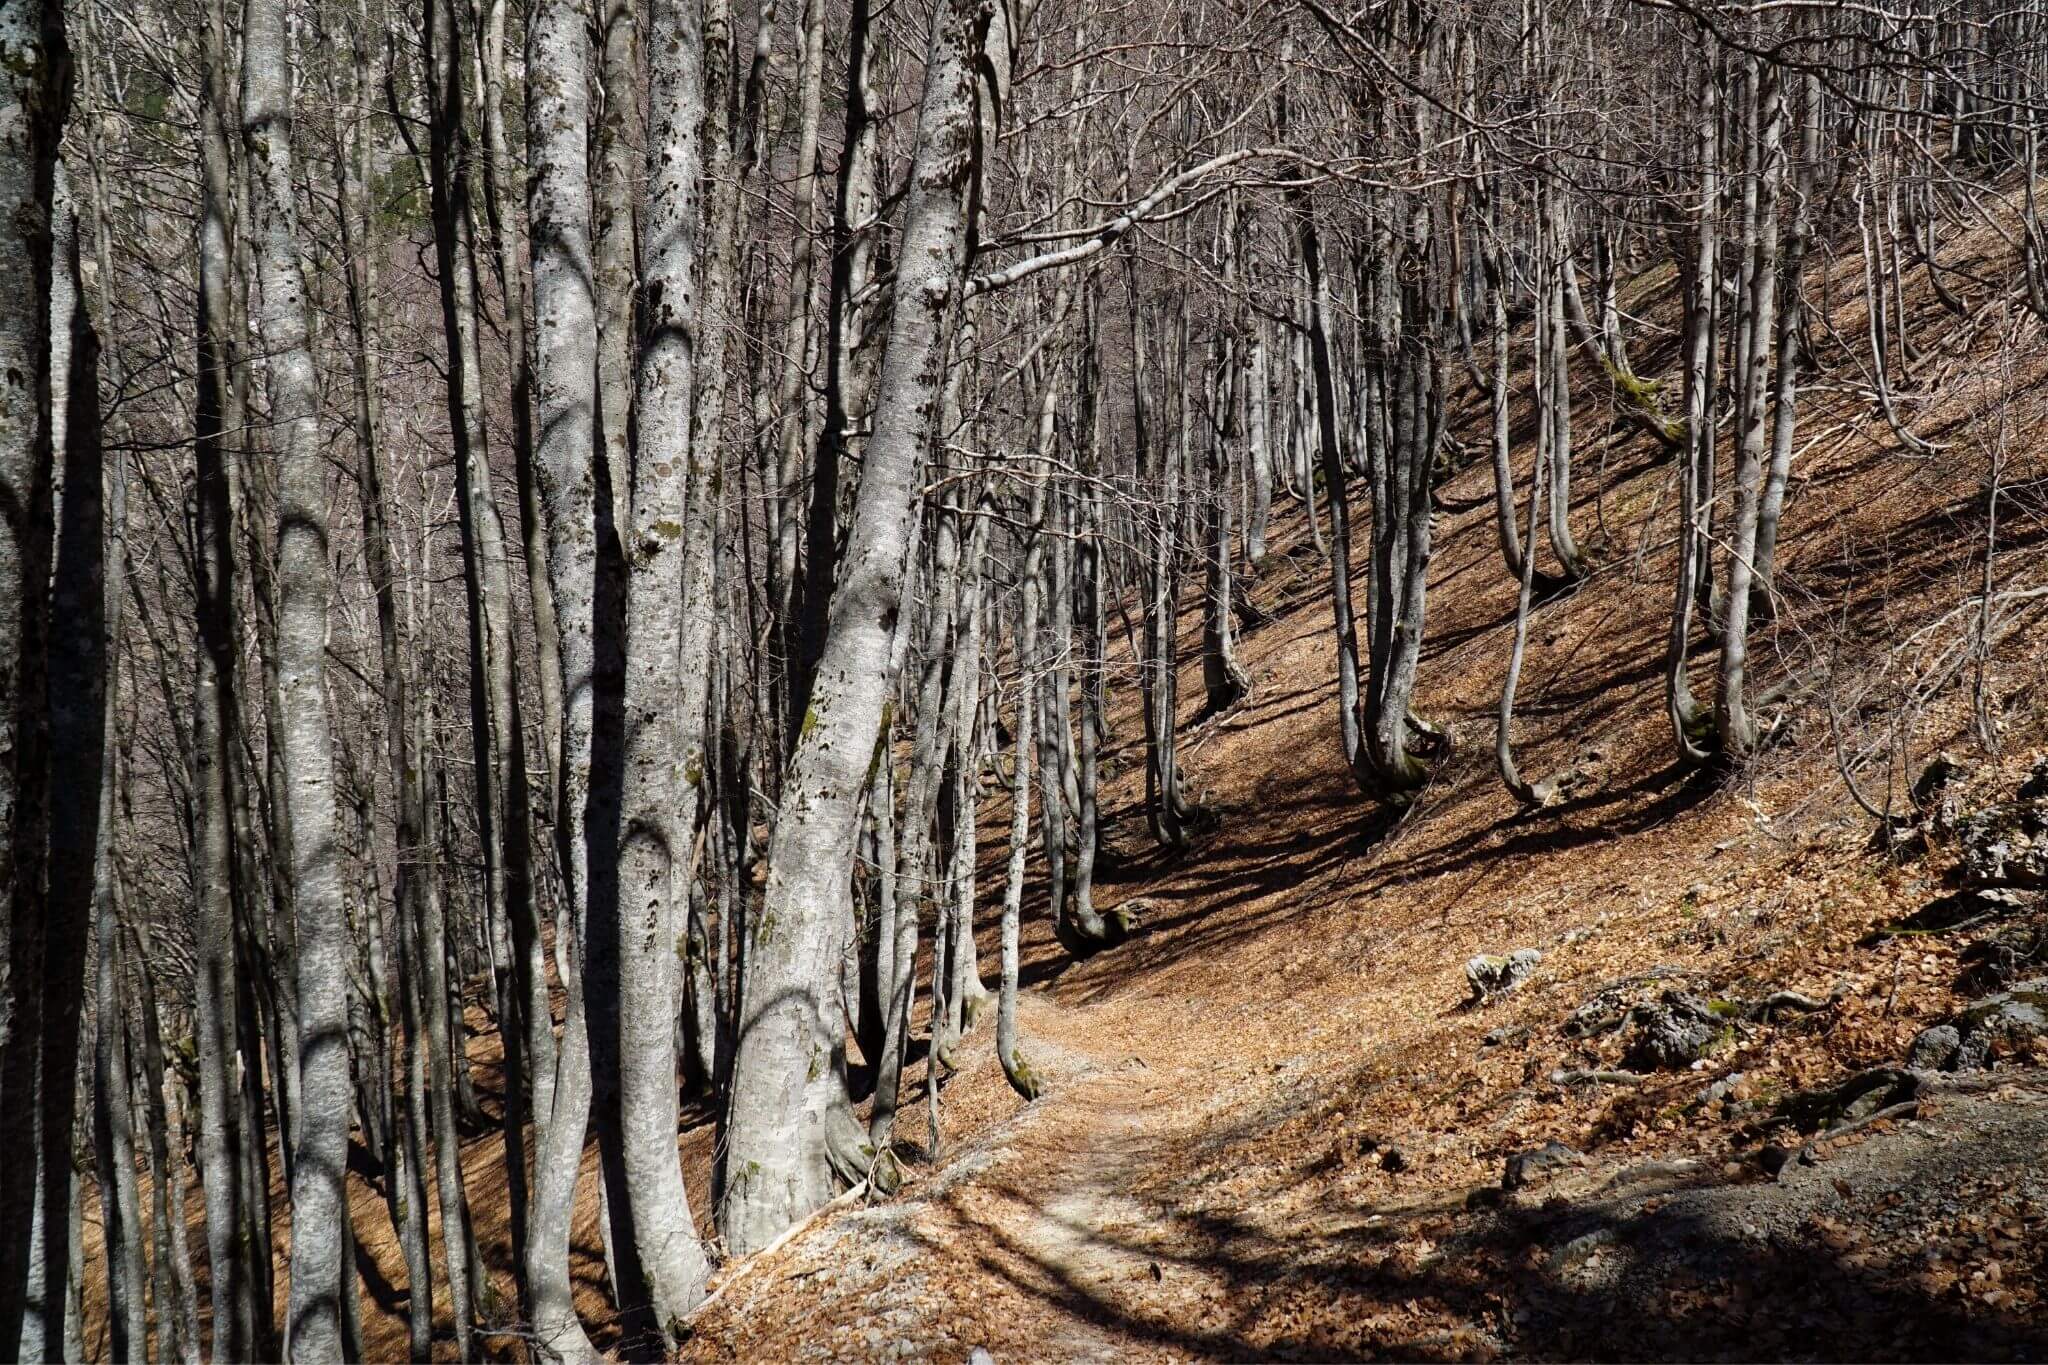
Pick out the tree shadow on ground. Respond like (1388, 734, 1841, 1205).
(899, 1106, 2048, 1363)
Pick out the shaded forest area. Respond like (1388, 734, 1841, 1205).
(6, 0, 2048, 1359)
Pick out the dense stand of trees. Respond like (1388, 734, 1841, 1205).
(0, 0, 2043, 1358)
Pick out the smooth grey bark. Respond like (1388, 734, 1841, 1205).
(424, 0, 539, 1272)
(1293, 186, 1371, 792)
(875, 503, 962, 1149)
(1246, 328, 1272, 563)
(129, 921, 202, 1365)
(480, 0, 566, 820)
(1497, 395, 1559, 808)
(720, 0, 993, 1256)
(240, 0, 350, 1352)
(416, 679, 481, 1357)
(28, 158, 99, 1365)
(1128, 288, 1194, 847)
(478, 0, 559, 1254)
(75, 44, 142, 1347)
(998, 485, 1043, 1101)
(0, 0, 64, 1345)
(1362, 242, 1445, 800)
(191, 0, 256, 1350)
(1201, 313, 1251, 716)
(1036, 476, 1071, 924)
(789, 0, 881, 737)
(1753, 66, 1819, 599)
(91, 616, 144, 1365)
(765, 0, 826, 663)
(589, 0, 715, 1339)
(594, 0, 639, 521)
(340, 8, 435, 1350)
(1717, 56, 1783, 757)
(944, 499, 995, 1042)
(523, 0, 603, 1353)
(1067, 467, 1110, 946)
(1669, 42, 1720, 766)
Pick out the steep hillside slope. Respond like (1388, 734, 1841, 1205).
(679, 233, 2048, 1360)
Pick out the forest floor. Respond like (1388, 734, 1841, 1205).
(674, 238, 2048, 1359)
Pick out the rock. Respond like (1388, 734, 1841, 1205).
(1948, 990, 2048, 1070)
(2017, 755, 2048, 800)
(1622, 990, 1727, 1072)
(1502, 1141, 1582, 1191)
(1905, 1024, 1961, 1071)
(1690, 1071, 1748, 1115)
(1562, 966, 1694, 1038)
(1466, 949, 1542, 1003)
(1958, 916, 2048, 995)
(1956, 796, 2048, 888)
(969, 1350, 996, 1365)
(1897, 991, 2048, 1074)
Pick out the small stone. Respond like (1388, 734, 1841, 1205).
(1502, 1141, 1582, 1191)
(1693, 1071, 1747, 1112)
(1949, 990, 2048, 1070)
(1622, 990, 1725, 1071)
(1482, 1025, 1529, 1048)
(1906, 1024, 1961, 1071)
(1466, 948, 1542, 1003)
(2018, 755, 2048, 801)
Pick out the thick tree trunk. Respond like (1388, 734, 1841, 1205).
(720, 0, 993, 1256)
(589, 0, 716, 1339)
(241, 0, 351, 1351)
(789, 0, 882, 739)
(523, 0, 603, 1352)
(0, 0, 65, 1346)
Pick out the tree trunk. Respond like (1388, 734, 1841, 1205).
(589, 0, 715, 1337)
(523, 0, 603, 1351)
(720, 0, 993, 1256)
(241, 0, 351, 1350)
(999, 485, 1044, 1102)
